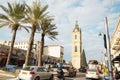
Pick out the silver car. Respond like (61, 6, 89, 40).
(17, 66, 53, 80)
(86, 69, 100, 79)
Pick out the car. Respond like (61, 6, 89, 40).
(79, 66, 87, 73)
(85, 69, 100, 79)
(17, 66, 53, 80)
(62, 65, 76, 77)
(50, 65, 76, 77)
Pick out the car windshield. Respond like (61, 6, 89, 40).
(23, 67, 34, 71)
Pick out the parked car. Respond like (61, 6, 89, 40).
(85, 69, 100, 79)
(79, 66, 87, 73)
(51, 65, 76, 77)
(17, 66, 53, 80)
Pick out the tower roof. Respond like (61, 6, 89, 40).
(73, 20, 80, 32)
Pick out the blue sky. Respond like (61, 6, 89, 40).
(0, 0, 120, 63)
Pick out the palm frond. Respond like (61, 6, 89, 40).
(0, 14, 9, 20)
(0, 5, 9, 14)
(7, 2, 13, 16)
(0, 22, 9, 28)
(39, 5, 48, 17)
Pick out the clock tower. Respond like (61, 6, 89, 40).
(72, 21, 82, 69)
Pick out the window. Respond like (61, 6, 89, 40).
(75, 45, 77, 52)
(37, 68, 43, 72)
(75, 34, 77, 39)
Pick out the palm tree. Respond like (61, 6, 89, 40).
(24, 0, 48, 66)
(0, 2, 28, 66)
(38, 16, 58, 66)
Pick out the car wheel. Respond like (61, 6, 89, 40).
(49, 74, 53, 80)
(34, 76, 40, 80)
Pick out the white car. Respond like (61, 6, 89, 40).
(85, 69, 100, 79)
(17, 66, 53, 80)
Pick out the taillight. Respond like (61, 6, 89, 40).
(96, 72, 99, 75)
(29, 71, 35, 75)
(19, 70, 21, 73)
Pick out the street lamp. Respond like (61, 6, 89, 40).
(98, 17, 113, 80)
(99, 32, 108, 67)
(104, 17, 113, 80)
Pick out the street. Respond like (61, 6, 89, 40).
(0, 72, 86, 80)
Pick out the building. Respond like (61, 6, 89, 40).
(72, 21, 82, 69)
(44, 45, 64, 63)
(0, 44, 27, 67)
(0, 40, 64, 66)
(111, 15, 120, 70)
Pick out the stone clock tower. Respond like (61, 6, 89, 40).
(72, 21, 82, 69)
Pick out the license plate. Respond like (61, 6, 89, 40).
(22, 72, 27, 74)
(90, 72, 95, 74)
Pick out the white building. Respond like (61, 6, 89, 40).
(44, 45, 64, 62)
(0, 40, 41, 54)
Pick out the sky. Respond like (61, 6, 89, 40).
(0, 0, 120, 63)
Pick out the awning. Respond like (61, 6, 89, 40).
(112, 54, 120, 61)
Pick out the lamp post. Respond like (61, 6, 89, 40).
(105, 17, 113, 80)
(99, 33, 108, 68)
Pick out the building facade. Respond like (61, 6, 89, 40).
(0, 44, 27, 67)
(111, 15, 120, 70)
(44, 45, 64, 63)
(72, 21, 82, 69)
(0, 40, 64, 66)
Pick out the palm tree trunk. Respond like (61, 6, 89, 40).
(6, 29, 17, 66)
(25, 25, 36, 66)
(38, 33, 45, 66)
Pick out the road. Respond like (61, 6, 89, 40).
(0, 72, 86, 80)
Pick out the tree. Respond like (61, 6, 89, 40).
(24, 0, 48, 66)
(38, 16, 58, 66)
(0, 2, 28, 66)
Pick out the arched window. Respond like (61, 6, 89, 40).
(75, 45, 77, 52)
(75, 34, 77, 39)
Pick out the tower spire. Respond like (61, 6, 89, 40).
(73, 20, 80, 32)
(75, 20, 78, 27)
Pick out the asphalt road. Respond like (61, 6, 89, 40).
(0, 72, 85, 80)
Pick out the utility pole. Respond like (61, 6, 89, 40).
(105, 17, 113, 80)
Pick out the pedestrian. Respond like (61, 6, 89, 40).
(57, 63, 65, 80)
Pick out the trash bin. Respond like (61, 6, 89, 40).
(5, 65, 16, 72)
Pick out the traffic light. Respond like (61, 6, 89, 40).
(103, 34, 107, 49)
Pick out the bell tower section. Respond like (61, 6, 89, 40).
(72, 21, 82, 69)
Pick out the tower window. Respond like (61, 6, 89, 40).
(75, 45, 77, 52)
(75, 34, 77, 39)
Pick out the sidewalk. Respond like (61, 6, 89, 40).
(0, 69, 19, 78)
